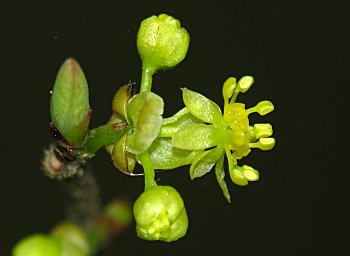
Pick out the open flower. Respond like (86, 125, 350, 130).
(171, 76, 275, 202)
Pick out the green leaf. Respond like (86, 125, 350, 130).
(172, 124, 217, 150)
(126, 92, 164, 154)
(50, 58, 90, 147)
(215, 154, 231, 202)
(148, 138, 202, 169)
(182, 88, 223, 124)
(189, 146, 223, 179)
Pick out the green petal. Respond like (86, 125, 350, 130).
(189, 146, 223, 179)
(126, 92, 164, 154)
(182, 88, 223, 124)
(148, 138, 202, 169)
(215, 153, 231, 202)
(172, 124, 217, 150)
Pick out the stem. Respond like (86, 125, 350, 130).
(63, 166, 101, 228)
(140, 65, 156, 92)
(83, 122, 128, 154)
(139, 150, 157, 190)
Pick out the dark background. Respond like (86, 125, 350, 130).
(1, 0, 348, 255)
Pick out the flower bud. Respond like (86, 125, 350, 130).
(133, 186, 188, 242)
(51, 221, 90, 256)
(12, 234, 61, 256)
(50, 58, 91, 147)
(137, 14, 190, 70)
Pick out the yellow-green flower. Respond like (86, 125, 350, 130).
(171, 76, 275, 202)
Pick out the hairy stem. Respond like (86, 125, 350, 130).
(63, 166, 101, 228)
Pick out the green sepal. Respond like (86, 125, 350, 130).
(172, 123, 218, 150)
(126, 91, 164, 154)
(111, 83, 134, 118)
(182, 88, 223, 124)
(50, 58, 90, 147)
(148, 138, 202, 169)
(112, 134, 136, 174)
(189, 146, 223, 179)
(215, 153, 231, 202)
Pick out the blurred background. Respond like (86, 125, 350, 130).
(1, 0, 348, 255)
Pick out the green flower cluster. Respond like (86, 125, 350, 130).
(39, 12, 275, 247)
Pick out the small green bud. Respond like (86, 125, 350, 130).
(137, 14, 190, 71)
(50, 58, 91, 147)
(134, 186, 188, 242)
(51, 221, 90, 256)
(104, 199, 133, 232)
(237, 76, 254, 93)
(12, 234, 61, 256)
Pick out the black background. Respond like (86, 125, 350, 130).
(1, 1, 348, 255)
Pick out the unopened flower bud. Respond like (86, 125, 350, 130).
(12, 234, 61, 256)
(133, 186, 188, 242)
(137, 14, 190, 71)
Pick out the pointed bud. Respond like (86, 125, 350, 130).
(237, 76, 254, 93)
(50, 58, 91, 147)
(137, 14, 190, 71)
